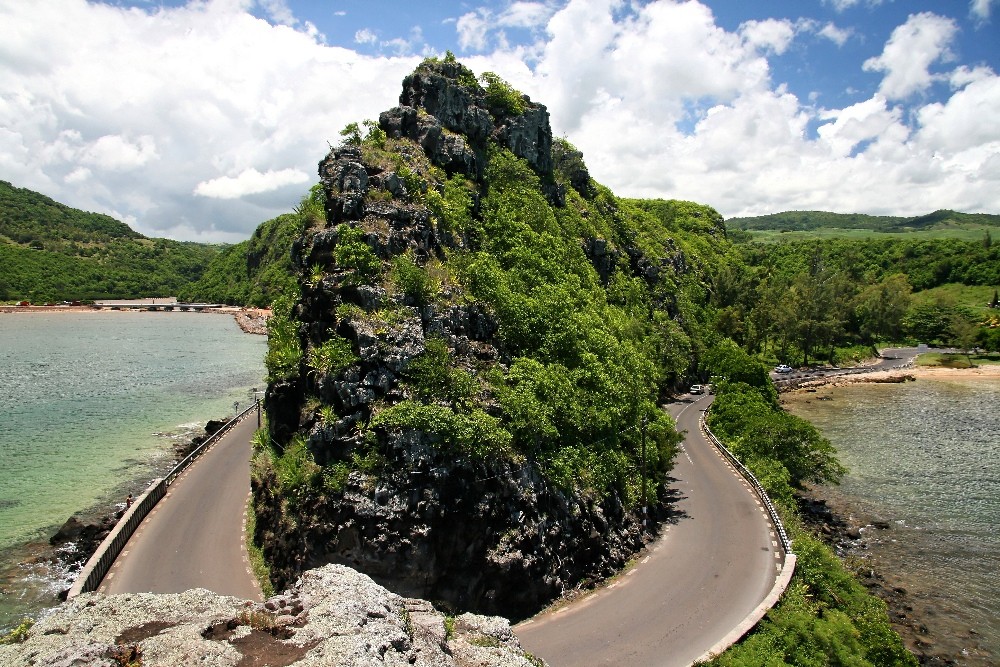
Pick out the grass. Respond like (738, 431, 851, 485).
(910, 283, 999, 313)
(916, 352, 1000, 368)
(245, 499, 275, 598)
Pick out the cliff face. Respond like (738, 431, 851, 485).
(0, 564, 540, 667)
(257, 58, 686, 621)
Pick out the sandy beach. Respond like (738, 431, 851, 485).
(782, 362, 1000, 392)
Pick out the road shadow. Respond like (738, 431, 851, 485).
(647, 475, 689, 533)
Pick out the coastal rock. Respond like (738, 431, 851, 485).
(0, 564, 542, 667)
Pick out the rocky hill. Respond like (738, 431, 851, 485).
(254, 56, 726, 621)
(0, 564, 541, 667)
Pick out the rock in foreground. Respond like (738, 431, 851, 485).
(0, 564, 542, 667)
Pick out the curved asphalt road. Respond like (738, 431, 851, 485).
(770, 346, 922, 384)
(99, 413, 262, 600)
(515, 394, 784, 667)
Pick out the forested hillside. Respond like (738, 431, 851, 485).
(254, 56, 730, 620)
(179, 194, 310, 306)
(728, 209, 1000, 234)
(712, 236, 1000, 364)
(0, 180, 220, 302)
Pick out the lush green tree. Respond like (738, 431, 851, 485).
(853, 274, 912, 344)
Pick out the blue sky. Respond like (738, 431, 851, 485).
(1, 0, 998, 241)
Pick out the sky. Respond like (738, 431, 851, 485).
(1, 0, 999, 242)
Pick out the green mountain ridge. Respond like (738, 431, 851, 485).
(0, 179, 308, 306)
(0, 180, 221, 302)
(728, 208, 1000, 234)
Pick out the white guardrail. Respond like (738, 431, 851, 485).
(693, 409, 798, 664)
(67, 401, 259, 598)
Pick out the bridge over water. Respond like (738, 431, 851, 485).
(91, 302, 222, 312)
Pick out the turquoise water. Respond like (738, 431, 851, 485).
(784, 378, 1000, 663)
(0, 312, 265, 628)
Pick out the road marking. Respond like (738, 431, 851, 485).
(642, 556, 651, 564)
(772, 541, 778, 548)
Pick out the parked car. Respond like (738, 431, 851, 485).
(774, 364, 793, 373)
(690, 384, 705, 394)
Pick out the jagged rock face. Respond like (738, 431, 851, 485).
(258, 60, 661, 624)
(382, 62, 555, 186)
(0, 565, 541, 667)
(254, 431, 656, 621)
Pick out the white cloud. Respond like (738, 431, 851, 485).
(456, 2, 556, 53)
(259, 0, 296, 26)
(816, 95, 906, 157)
(0, 0, 415, 239)
(817, 22, 852, 46)
(916, 66, 1000, 154)
(1, 0, 997, 243)
(80, 134, 158, 170)
(740, 19, 796, 55)
(457, 10, 491, 51)
(824, 0, 885, 11)
(970, 0, 996, 22)
(355, 28, 377, 45)
(194, 167, 310, 199)
(863, 12, 958, 100)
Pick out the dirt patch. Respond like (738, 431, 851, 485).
(201, 616, 317, 667)
(116, 620, 176, 645)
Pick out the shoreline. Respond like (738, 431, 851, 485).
(0, 305, 270, 336)
(779, 363, 1000, 392)
(0, 418, 229, 632)
(784, 368, 999, 665)
(796, 484, 994, 666)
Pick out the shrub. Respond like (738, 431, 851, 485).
(0, 618, 33, 645)
(480, 72, 527, 117)
(334, 224, 381, 284)
(274, 436, 320, 494)
(308, 335, 357, 377)
(390, 252, 439, 307)
(265, 291, 302, 382)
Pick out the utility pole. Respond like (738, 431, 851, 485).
(641, 416, 648, 525)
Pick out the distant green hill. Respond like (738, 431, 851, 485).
(727, 209, 1000, 242)
(0, 180, 221, 302)
(179, 200, 309, 307)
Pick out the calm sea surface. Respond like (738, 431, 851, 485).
(784, 377, 1000, 663)
(0, 312, 265, 630)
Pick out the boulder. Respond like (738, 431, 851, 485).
(0, 564, 543, 667)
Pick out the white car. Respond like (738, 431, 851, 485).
(774, 364, 793, 373)
(690, 384, 705, 394)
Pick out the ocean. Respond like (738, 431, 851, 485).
(0, 311, 266, 630)
(783, 376, 1000, 664)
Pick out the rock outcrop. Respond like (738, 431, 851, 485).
(0, 564, 542, 667)
(257, 58, 674, 624)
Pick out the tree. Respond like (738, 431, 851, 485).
(853, 273, 912, 344)
(950, 313, 979, 362)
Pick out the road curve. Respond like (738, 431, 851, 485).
(515, 394, 784, 667)
(99, 413, 262, 600)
